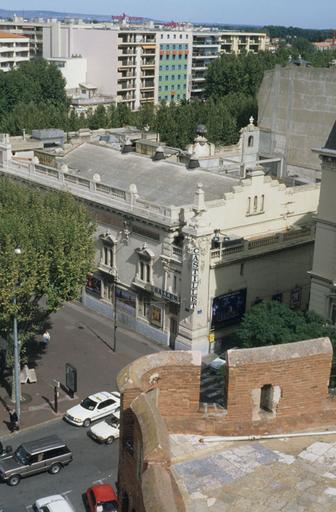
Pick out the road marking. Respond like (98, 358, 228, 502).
(92, 478, 104, 484)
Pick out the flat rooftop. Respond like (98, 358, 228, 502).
(62, 143, 239, 207)
(170, 433, 336, 511)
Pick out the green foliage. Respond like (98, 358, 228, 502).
(263, 26, 334, 42)
(0, 59, 68, 135)
(0, 179, 95, 355)
(236, 301, 336, 350)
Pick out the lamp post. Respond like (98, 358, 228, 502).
(113, 275, 118, 352)
(12, 247, 22, 423)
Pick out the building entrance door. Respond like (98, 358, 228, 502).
(169, 317, 178, 350)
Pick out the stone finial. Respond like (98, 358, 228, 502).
(129, 183, 138, 195)
(194, 183, 206, 214)
(249, 116, 254, 126)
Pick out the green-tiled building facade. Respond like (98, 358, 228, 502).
(158, 43, 189, 103)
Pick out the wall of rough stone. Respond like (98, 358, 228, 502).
(258, 65, 336, 170)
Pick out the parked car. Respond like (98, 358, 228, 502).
(0, 435, 72, 486)
(86, 484, 118, 512)
(34, 494, 75, 512)
(207, 354, 227, 373)
(64, 391, 120, 427)
(88, 415, 120, 445)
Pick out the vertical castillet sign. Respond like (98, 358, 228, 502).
(190, 247, 200, 309)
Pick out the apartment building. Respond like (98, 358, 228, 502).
(0, 31, 30, 72)
(156, 31, 192, 103)
(0, 15, 49, 57)
(191, 30, 267, 97)
(43, 22, 266, 109)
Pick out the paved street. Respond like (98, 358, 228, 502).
(0, 417, 119, 510)
(0, 300, 164, 432)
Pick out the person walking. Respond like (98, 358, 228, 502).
(9, 409, 19, 432)
(42, 330, 50, 347)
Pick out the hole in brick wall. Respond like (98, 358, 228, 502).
(260, 384, 274, 412)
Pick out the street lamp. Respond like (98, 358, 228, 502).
(12, 247, 21, 423)
(113, 274, 118, 352)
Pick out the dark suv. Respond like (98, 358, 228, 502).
(0, 435, 72, 486)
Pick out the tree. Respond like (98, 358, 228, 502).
(236, 301, 336, 350)
(0, 179, 95, 365)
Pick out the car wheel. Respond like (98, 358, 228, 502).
(49, 463, 62, 474)
(106, 436, 115, 445)
(83, 418, 91, 427)
(8, 474, 20, 486)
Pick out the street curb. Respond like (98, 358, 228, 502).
(1, 415, 63, 441)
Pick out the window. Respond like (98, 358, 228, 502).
(167, 34, 170, 39)
(160, 55, 163, 60)
(171, 74, 175, 80)
(161, 34, 163, 39)
(165, 65, 169, 70)
(178, 64, 182, 70)
(103, 245, 113, 267)
(173, 34, 176, 39)
(183, 84, 186, 89)
(173, 275, 177, 293)
(260, 194, 265, 211)
(180, 34, 183, 39)
(140, 261, 150, 282)
(102, 281, 113, 301)
(247, 196, 251, 214)
(137, 248, 154, 284)
(165, 74, 169, 79)
(159, 86, 162, 91)
(172, 44, 176, 49)
(184, 64, 187, 69)
(178, 74, 181, 79)
(159, 65, 162, 70)
(240, 263, 244, 276)
(253, 195, 258, 212)
(248, 135, 254, 147)
(179, 54, 182, 59)
(172, 64, 175, 70)
(165, 85, 168, 91)
(171, 85, 174, 90)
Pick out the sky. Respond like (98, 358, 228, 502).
(1, 0, 334, 29)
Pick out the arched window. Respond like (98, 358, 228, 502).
(248, 135, 254, 147)
(253, 195, 258, 212)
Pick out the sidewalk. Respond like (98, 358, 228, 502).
(0, 301, 164, 435)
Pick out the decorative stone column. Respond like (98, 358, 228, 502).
(175, 184, 213, 354)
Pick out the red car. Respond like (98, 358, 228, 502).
(86, 484, 118, 512)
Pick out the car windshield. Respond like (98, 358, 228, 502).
(80, 397, 97, 410)
(15, 446, 29, 465)
(106, 417, 119, 427)
(98, 502, 118, 511)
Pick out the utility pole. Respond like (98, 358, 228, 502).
(113, 277, 117, 352)
(12, 247, 22, 424)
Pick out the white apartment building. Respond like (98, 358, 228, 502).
(43, 22, 266, 109)
(191, 31, 267, 97)
(0, 121, 319, 354)
(0, 16, 49, 57)
(0, 31, 30, 72)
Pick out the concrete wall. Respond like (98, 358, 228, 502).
(258, 65, 336, 170)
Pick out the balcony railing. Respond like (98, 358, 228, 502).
(210, 228, 314, 263)
(0, 159, 181, 225)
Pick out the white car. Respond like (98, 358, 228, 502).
(64, 391, 120, 427)
(34, 494, 75, 512)
(88, 415, 120, 445)
(208, 354, 226, 373)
